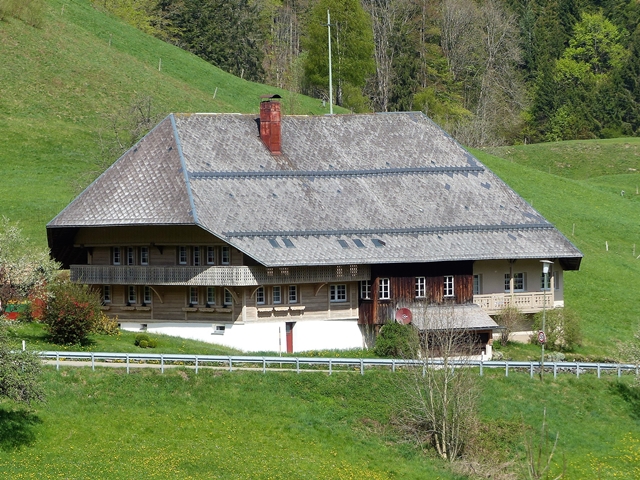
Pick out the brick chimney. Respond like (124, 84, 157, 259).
(259, 95, 282, 155)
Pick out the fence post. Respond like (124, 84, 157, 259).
(618, 365, 621, 378)
(360, 359, 364, 376)
(479, 360, 483, 377)
(195, 356, 198, 375)
(228, 356, 232, 372)
(329, 359, 332, 375)
(530, 362, 534, 379)
(56, 352, 59, 371)
(553, 363, 557, 379)
(263, 357, 266, 374)
(296, 358, 300, 374)
(392, 359, 396, 373)
(126, 354, 130, 374)
(91, 353, 95, 371)
(505, 362, 509, 377)
(161, 355, 164, 374)
(576, 362, 579, 378)
(597, 364, 601, 379)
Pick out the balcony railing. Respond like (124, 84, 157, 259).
(473, 291, 554, 315)
(71, 264, 370, 287)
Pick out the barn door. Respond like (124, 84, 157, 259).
(285, 322, 295, 353)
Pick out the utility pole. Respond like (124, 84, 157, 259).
(325, 9, 334, 114)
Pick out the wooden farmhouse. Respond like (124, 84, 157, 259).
(47, 97, 582, 355)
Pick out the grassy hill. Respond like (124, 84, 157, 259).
(0, 0, 340, 245)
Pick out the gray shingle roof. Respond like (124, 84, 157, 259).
(48, 111, 582, 269)
(411, 304, 500, 331)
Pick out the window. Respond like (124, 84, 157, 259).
(473, 274, 482, 295)
(179, 246, 187, 265)
(224, 289, 233, 306)
(193, 246, 201, 266)
(127, 286, 137, 305)
(360, 280, 371, 300)
(207, 287, 216, 305)
(415, 277, 426, 298)
(272, 286, 281, 304)
(102, 285, 111, 304)
(127, 247, 135, 265)
(444, 275, 454, 297)
(140, 247, 149, 265)
(221, 246, 230, 264)
(207, 246, 215, 265)
(504, 273, 525, 292)
(143, 286, 152, 304)
(379, 278, 390, 300)
(540, 273, 551, 290)
(288, 285, 298, 304)
(113, 247, 121, 265)
(256, 287, 265, 305)
(190, 287, 199, 305)
(330, 284, 347, 302)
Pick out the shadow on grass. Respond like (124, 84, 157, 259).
(0, 407, 42, 450)
(611, 382, 640, 420)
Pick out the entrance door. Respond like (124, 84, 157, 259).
(285, 322, 295, 353)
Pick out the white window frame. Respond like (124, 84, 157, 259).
(102, 285, 111, 304)
(224, 288, 233, 306)
(443, 275, 454, 297)
(360, 280, 371, 300)
(207, 246, 215, 265)
(207, 287, 216, 306)
(127, 285, 137, 305)
(415, 277, 426, 298)
(379, 278, 390, 300)
(143, 286, 152, 305)
(221, 246, 230, 265)
(193, 246, 201, 266)
(330, 284, 347, 302)
(473, 274, 482, 295)
(127, 247, 135, 266)
(189, 287, 199, 305)
(256, 287, 265, 305)
(272, 286, 281, 304)
(113, 247, 121, 265)
(179, 246, 188, 265)
(288, 285, 298, 304)
(505, 273, 525, 292)
(140, 247, 149, 265)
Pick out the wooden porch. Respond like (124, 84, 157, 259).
(70, 264, 370, 286)
(473, 291, 554, 315)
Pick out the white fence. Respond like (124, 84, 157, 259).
(38, 352, 639, 379)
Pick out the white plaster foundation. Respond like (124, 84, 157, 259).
(120, 319, 364, 353)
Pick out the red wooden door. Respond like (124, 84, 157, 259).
(285, 322, 295, 353)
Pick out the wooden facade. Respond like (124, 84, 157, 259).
(358, 262, 475, 325)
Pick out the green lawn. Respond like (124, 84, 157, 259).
(0, 366, 638, 479)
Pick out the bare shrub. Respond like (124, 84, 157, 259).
(496, 305, 525, 346)
(394, 304, 479, 461)
(524, 409, 564, 480)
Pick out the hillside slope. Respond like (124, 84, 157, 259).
(0, 0, 337, 244)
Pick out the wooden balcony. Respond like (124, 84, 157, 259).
(70, 264, 370, 287)
(473, 291, 554, 315)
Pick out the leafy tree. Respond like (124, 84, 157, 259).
(303, 0, 375, 110)
(0, 217, 59, 310)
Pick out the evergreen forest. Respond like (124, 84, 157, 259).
(95, 0, 640, 146)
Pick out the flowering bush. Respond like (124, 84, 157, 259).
(43, 281, 101, 345)
(94, 312, 120, 336)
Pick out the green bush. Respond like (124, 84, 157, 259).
(532, 308, 582, 352)
(374, 322, 418, 358)
(94, 312, 120, 336)
(43, 281, 101, 345)
(134, 333, 150, 346)
(134, 333, 157, 348)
